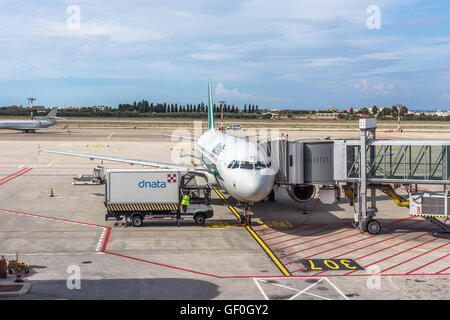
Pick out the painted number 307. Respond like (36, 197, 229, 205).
(301, 259, 364, 271)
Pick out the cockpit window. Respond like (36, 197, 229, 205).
(240, 161, 254, 169)
(228, 160, 270, 169)
(255, 162, 266, 169)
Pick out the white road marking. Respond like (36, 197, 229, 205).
(253, 277, 350, 301)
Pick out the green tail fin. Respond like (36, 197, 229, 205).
(208, 77, 214, 130)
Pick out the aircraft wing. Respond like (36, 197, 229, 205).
(39, 147, 207, 173)
(161, 133, 199, 141)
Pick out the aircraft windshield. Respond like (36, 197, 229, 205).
(228, 160, 270, 170)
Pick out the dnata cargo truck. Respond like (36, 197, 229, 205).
(104, 169, 213, 227)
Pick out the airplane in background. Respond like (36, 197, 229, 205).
(0, 108, 59, 133)
(39, 79, 276, 217)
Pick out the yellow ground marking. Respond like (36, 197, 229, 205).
(171, 148, 194, 151)
(107, 131, 116, 139)
(245, 225, 291, 277)
(86, 144, 110, 148)
(211, 186, 291, 277)
(203, 221, 231, 228)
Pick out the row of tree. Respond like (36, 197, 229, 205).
(118, 100, 260, 114)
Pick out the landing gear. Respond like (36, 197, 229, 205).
(240, 204, 252, 226)
(366, 219, 382, 235)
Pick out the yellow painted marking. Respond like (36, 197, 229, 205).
(203, 222, 231, 228)
(246, 225, 291, 277)
(171, 148, 194, 151)
(212, 186, 241, 220)
(261, 221, 293, 227)
(86, 144, 110, 148)
(107, 131, 116, 139)
(308, 260, 323, 270)
(211, 185, 291, 277)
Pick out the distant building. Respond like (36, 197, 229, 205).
(64, 105, 87, 110)
(6, 105, 23, 109)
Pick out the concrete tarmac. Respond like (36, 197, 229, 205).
(0, 126, 448, 300)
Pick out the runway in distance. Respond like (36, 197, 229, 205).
(0, 108, 59, 133)
(39, 78, 276, 205)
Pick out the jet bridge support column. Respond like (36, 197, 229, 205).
(357, 119, 378, 232)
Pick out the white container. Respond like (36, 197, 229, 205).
(106, 169, 180, 204)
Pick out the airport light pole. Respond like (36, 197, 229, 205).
(27, 97, 36, 120)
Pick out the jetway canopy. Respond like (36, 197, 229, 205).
(343, 140, 450, 184)
(260, 138, 450, 185)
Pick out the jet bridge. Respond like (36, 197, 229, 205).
(259, 118, 450, 234)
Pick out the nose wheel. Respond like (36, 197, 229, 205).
(366, 219, 382, 235)
(239, 204, 252, 226)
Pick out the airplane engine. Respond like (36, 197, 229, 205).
(287, 184, 316, 203)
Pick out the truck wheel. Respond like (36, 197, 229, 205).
(366, 219, 382, 235)
(132, 215, 143, 227)
(194, 214, 206, 225)
(25, 268, 29, 274)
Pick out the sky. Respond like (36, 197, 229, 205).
(0, 0, 449, 110)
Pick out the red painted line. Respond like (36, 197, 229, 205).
(381, 241, 449, 273)
(406, 253, 450, 275)
(262, 223, 329, 241)
(281, 231, 362, 261)
(387, 216, 416, 225)
(435, 266, 450, 275)
(104, 251, 220, 278)
(273, 225, 352, 252)
(0, 168, 28, 183)
(344, 234, 434, 275)
(302, 234, 376, 260)
(0, 168, 32, 185)
(255, 223, 300, 234)
(270, 223, 348, 247)
(304, 221, 431, 276)
(2, 208, 447, 279)
(0, 208, 108, 229)
(101, 227, 112, 252)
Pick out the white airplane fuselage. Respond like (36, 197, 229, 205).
(194, 129, 275, 203)
(0, 119, 56, 130)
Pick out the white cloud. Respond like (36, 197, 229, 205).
(353, 79, 395, 93)
(215, 83, 255, 98)
(37, 19, 167, 42)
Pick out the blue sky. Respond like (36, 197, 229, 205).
(0, 0, 450, 110)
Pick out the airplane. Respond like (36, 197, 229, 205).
(39, 79, 276, 217)
(0, 108, 59, 133)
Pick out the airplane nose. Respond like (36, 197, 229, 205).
(240, 170, 275, 203)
